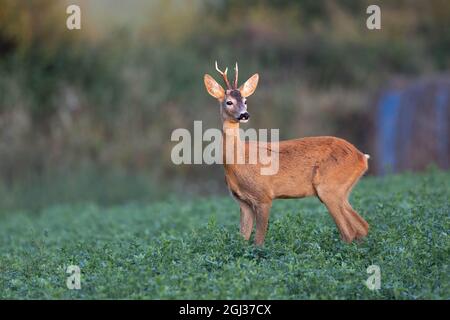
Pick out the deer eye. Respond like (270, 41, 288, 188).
(226, 101, 233, 105)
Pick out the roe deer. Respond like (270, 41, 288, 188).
(204, 62, 370, 246)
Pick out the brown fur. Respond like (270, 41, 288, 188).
(222, 121, 369, 245)
(205, 64, 369, 246)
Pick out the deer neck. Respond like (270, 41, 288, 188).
(222, 120, 240, 137)
(222, 120, 243, 167)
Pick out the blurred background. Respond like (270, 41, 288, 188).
(0, 0, 449, 212)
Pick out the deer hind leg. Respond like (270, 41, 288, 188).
(343, 200, 368, 239)
(254, 202, 272, 246)
(239, 200, 255, 241)
(314, 156, 369, 243)
(341, 168, 369, 239)
(316, 188, 357, 243)
(333, 163, 369, 240)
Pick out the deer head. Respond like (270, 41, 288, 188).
(204, 61, 259, 123)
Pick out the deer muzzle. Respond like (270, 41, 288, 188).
(237, 112, 250, 122)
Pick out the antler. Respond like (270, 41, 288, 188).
(234, 62, 238, 89)
(215, 61, 232, 89)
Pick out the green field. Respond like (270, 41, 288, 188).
(0, 171, 449, 299)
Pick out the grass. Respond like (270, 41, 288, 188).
(0, 170, 449, 299)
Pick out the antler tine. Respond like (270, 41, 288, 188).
(215, 61, 231, 89)
(234, 62, 239, 89)
(215, 61, 227, 74)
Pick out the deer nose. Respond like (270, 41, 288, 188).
(238, 112, 250, 120)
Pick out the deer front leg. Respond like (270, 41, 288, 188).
(239, 201, 255, 241)
(254, 202, 272, 246)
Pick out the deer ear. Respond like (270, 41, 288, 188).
(204, 74, 225, 100)
(239, 73, 259, 97)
